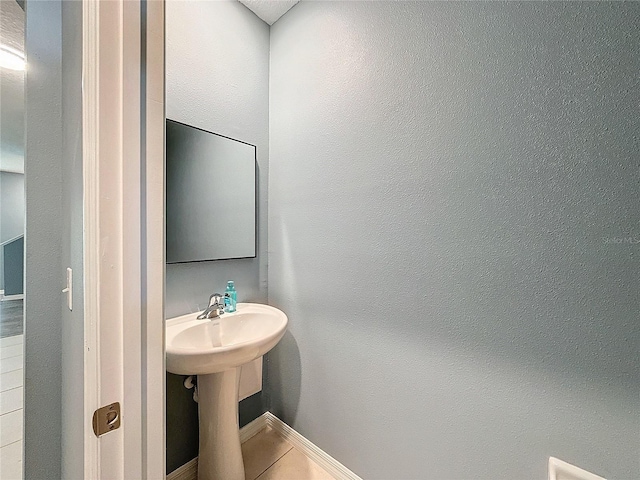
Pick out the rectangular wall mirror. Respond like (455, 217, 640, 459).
(166, 119, 256, 263)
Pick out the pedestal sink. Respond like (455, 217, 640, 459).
(166, 303, 288, 480)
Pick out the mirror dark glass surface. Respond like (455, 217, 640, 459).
(166, 119, 256, 263)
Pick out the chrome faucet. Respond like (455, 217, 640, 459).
(197, 293, 228, 319)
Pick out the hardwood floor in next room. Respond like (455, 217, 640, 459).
(0, 300, 23, 339)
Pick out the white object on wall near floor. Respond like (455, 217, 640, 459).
(549, 457, 606, 480)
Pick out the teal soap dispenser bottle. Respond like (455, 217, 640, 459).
(225, 280, 237, 313)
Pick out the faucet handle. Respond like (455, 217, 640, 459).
(208, 293, 230, 308)
(208, 293, 223, 307)
(197, 293, 229, 320)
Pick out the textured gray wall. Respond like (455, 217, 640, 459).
(0, 171, 24, 290)
(268, 2, 640, 479)
(24, 0, 63, 477)
(165, 0, 270, 472)
(165, 0, 269, 317)
(60, 1, 84, 477)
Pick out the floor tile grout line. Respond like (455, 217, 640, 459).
(0, 385, 23, 393)
(0, 367, 23, 374)
(0, 437, 23, 450)
(252, 444, 294, 480)
(0, 407, 23, 417)
(0, 384, 24, 393)
(0, 353, 24, 361)
(0, 385, 24, 394)
(0, 407, 24, 417)
(0, 438, 22, 450)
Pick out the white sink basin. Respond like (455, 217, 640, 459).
(166, 303, 288, 375)
(165, 302, 288, 480)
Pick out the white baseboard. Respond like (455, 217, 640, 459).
(263, 412, 362, 480)
(166, 457, 197, 480)
(1, 293, 23, 301)
(239, 411, 269, 443)
(166, 412, 362, 480)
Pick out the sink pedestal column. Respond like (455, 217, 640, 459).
(197, 368, 244, 480)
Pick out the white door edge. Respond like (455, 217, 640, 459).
(81, 1, 100, 477)
(82, 1, 165, 478)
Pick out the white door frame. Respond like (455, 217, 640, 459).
(82, 1, 165, 478)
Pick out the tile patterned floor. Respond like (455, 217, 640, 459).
(0, 334, 23, 480)
(242, 426, 335, 480)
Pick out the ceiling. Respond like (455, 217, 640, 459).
(238, 0, 299, 25)
(0, 0, 24, 174)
